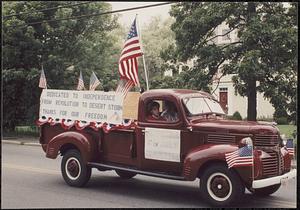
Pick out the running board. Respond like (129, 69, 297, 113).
(88, 162, 186, 181)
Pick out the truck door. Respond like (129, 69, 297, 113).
(136, 98, 185, 175)
(101, 129, 138, 166)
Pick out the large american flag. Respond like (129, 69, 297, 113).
(39, 67, 47, 89)
(118, 17, 143, 87)
(286, 139, 294, 156)
(89, 71, 100, 91)
(77, 70, 85, 90)
(225, 145, 253, 168)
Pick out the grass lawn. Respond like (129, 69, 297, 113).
(277, 124, 297, 139)
(3, 125, 39, 137)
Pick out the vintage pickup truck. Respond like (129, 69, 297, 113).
(38, 89, 296, 206)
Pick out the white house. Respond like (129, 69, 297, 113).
(210, 22, 275, 119)
(164, 21, 276, 119)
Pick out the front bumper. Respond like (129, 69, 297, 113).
(252, 169, 296, 189)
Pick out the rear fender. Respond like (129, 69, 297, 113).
(46, 131, 96, 162)
(183, 144, 251, 182)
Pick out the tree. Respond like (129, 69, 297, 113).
(139, 16, 176, 88)
(168, 2, 297, 121)
(3, 1, 120, 130)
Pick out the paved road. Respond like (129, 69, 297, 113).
(1, 143, 297, 208)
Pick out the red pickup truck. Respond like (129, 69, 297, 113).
(38, 89, 296, 206)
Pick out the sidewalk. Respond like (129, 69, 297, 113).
(2, 136, 40, 146)
(2, 136, 297, 169)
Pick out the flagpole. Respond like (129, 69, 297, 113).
(42, 64, 48, 89)
(136, 14, 149, 91)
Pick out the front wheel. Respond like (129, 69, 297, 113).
(248, 184, 281, 196)
(199, 164, 245, 207)
(61, 149, 91, 187)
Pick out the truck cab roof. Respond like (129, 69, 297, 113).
(140, 89, 215, 101)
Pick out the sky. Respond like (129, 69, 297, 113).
(107, 2, 171, 29)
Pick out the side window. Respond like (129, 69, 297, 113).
(145, 100, 179, 123)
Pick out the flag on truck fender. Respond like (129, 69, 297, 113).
(77, 71, 85, 90)
(39, 66, 47, 89)
(118, 17, 143, 87)
(116, 79, 134, 98)
(286, 139, 294, 156)
(225, 145, 253, 168)
(89, 71, 100, 90)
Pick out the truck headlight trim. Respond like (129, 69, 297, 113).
(239, 137, 253, 147)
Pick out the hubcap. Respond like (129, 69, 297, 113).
(65, 157, 81, 180)
(207, 172, 232, 202)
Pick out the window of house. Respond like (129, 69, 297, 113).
(219, 87, 228, 92)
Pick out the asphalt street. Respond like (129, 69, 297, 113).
(1, 143, 297, 208)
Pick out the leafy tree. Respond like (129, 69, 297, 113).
(167, 2, 297, 121)
(140, 16, 176, 89)
(3, 1, 120, 130)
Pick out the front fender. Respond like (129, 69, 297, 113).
(183, 144, 251, 181)
(46, 131, 96, 162)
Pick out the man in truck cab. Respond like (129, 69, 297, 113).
(161, 101, 178, 122)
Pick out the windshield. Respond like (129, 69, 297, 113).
(182, 97, 225, 116)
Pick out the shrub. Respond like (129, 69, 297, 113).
(275, 117, 288, 125)
(231, 111, 242, 120)
(257, 116, 274, 122)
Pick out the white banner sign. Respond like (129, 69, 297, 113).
(145, 127, 181, 162)
(39, 89, 124, 124)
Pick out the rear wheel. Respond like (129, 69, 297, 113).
(248, 184, 281, 196)
(61, 149, 91, 187)
(115, 170, 137, 179)
(199, 164, 245, 207)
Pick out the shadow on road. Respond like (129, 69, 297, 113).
(60, 172, 294, 208)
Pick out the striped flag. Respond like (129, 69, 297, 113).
(286, 139, 294, 156)
(39, 67, 47, 89)
(116, 79, 134, 98)
(225, 145, 253, 168)
(89, 71, 100, 91)
(77, 71, 85, 90)
(118, 17, 143, 87)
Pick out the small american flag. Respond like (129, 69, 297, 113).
(89, 71, 100, 91)
(225, 145, 253, 168)
(77, 70, 85, 90)
(39, 66, 47, 89)
(118, 17, 143, 86)
(286, 139, 294, 156)
(116, 79, 134, 98)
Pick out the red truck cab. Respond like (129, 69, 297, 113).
(39, 89, 296, 206)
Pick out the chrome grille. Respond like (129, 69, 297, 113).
(279, 154, 284, 173)
(255, 135, 279, 146)
(207, 134, 235, 144)
(262, 150, 279, 177)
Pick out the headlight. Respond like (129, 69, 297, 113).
(280, 134, 287, 146)
(239, 137, 253, 147)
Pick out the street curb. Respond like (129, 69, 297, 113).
(2, 140, 40, 147)
(24, 142, 41, 146)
